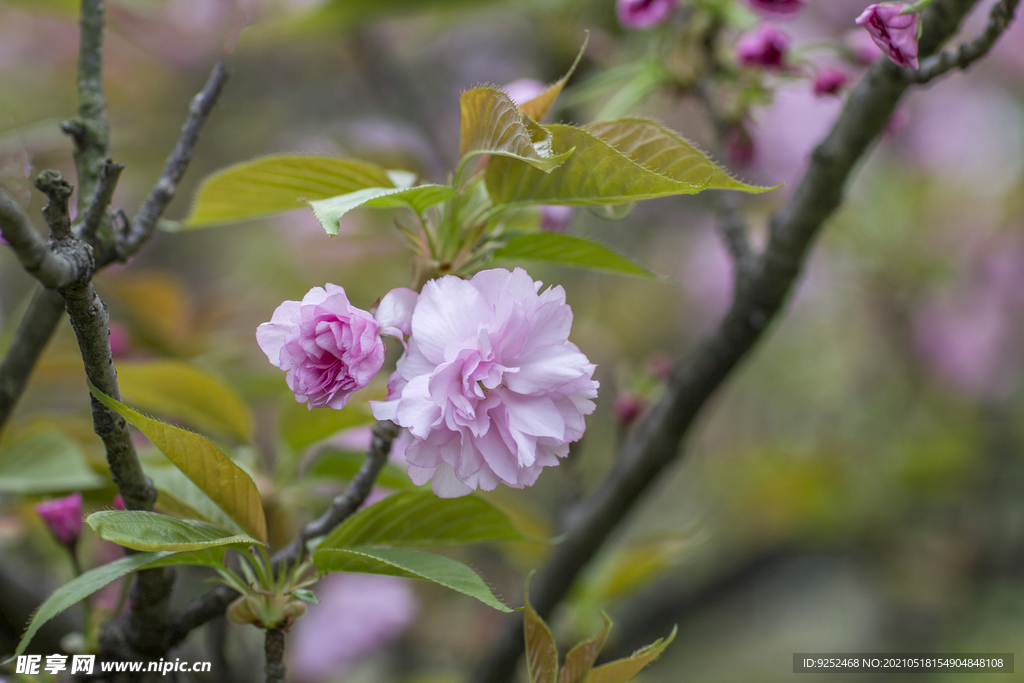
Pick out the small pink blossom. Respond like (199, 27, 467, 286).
(108, 322, 131, 358)
(813, 67, 849, 96)
(612, 392, 648, 426)
(371, 268, 599, 497)
(855, 4, 919, 69)
(845, 28, 884, 64)
(736, 23, 791, 69)
(616, 0, 677, 29)
(112, 494, 125, 511)
(746, 0, 807, 15)
(540, 205, 574, 233)
(257, 285, 409, 410)
(36, 493, 83, 547)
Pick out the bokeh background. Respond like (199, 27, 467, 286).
(2, 0, 1024, 681)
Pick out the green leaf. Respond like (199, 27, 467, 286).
(518, 36, 588, 123)
(459, 88, 572, 173)
(313, 546, 511, 612)
(12, 550, 226, 659)
(559, 614, 613, 683)
(491, 233, 661, 280)
(582, 626, 677, 683)
(585, 118, 773, 193)
(319, 490, 531, 549)
(593, 63, 670, 121)
(145, 459, 247, 535)
(486, 125, 713, 207)
(185, 155, 396, 227)
(279, 392, 378, 453)
(117, 360, 253, 442)
(524, 581, 559, 683)
(308, 184, 455, 236)
(292, 588, 319, 603)
(0, 430, 105, 493)
(304, 448, 415, 490)
(86, 510, 262, 552)
(88, 382, 267, 543)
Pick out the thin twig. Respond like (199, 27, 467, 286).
(901, 0, 1020, 83)
(114, 61, 229, 263)
(80, 158, 124, 244)
(264, 628, 286, 683)
(470, 0, 997, 680)
(0, 287, 66, 431)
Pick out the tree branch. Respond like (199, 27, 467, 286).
(80, 158, 124, 244)
(901, 0, 1020, 83)
(0, 189, 88, 289)
(264, 628, 286, 683)
(162, 420, 401, 650)
(0, 287, 66, 431)
(470, 1, 995, 680)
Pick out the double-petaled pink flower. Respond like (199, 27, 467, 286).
(736, 23, 791, 69)
(371, 268, 599, 497)
(257, 284, 410, 410)
(616, 0, 677, 29)
(36, 492, 83, 548)
(855, 4, 920, 69)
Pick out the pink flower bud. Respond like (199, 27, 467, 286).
(612, 391, 648, 427)
(746, 0, 807, 15)
(855, 4, 919, 69)
(845, 28, 884, 64)
(616, 0, 677, 29)
(540, 205, 574, 233)
(257, 284, 389, 410)
(736, 23, 791, 69)
(108, 321, 131, 358)
(813, 68, 849, 96)
(35, 492, 83, 547)
(112, 494, 125, 511)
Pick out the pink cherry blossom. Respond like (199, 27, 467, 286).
(855, 4, 919, 69)
(371, 268, 599, 497)
(287, 574, 417, 681)
(616, 0, 677, 29)
(813, 67, 849, 96)
(257, 284, 407, 410)
(736, 23, 791, 69)
(746, 0, 808, 15)
(36, 492, 83, 547)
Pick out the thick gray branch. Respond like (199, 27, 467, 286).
(471, 1, 991, 680)
(264, 629, 286, 683)
(901, 0, 1020, 83)
(0, 190, 87, 289)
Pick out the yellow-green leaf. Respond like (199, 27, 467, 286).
(585, 118, 774, 193)
(459, 88, 572, 173)
(308, 184, 454, 235)
(583, 626, 677, 683)
(88, 382, 267, 543)
(313, 546, 512, 612)
(491, 233, 662, 280)
(486, 125, 712, 207)
(559, 614, 613, 683)
(145, 457, 247, 534)
(319, 490, 532, 549)
(0, 430, 105, 493)
(185, 155, 395, 227)
(86, 510, 262, 551)
(524, 579, 559, 683)
(518, 35, 588, 123)
(117, 360, 253, 442)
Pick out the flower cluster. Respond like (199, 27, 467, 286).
(258, 268, 599, 497)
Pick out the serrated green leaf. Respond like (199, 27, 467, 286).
(88, 382, 267, 544)
(518, 36, 588, 123)
(319, 490, 531, 549)
(117, 360, 253, 442)
(308, 184, 455, 235)
(582, 626, 677, 683)
(491, 233, 661, 280)
(486, 125, 712, 207)
(524, 581, 559, 683)
(313, 546, 511, 612)
(559, 614, 613, 683)
(0, 430, 105, 493)
(304, 448, 415, 490)
(185, 155, 395, 227)
(86, 510, 261, 552)
(585, 118, 773, 193)
(145, 458, 247, 535)
(12, 550, 226, 659)
(459, 88, 572, 173)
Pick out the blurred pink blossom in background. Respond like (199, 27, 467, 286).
(616, 0, 677, 29)
(813, 67, 849, 96)
(287, 574, 418, 681)
(746, 0, 808, 15)
(736, 23, 791, 68)
(35, 492, 83, 548)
